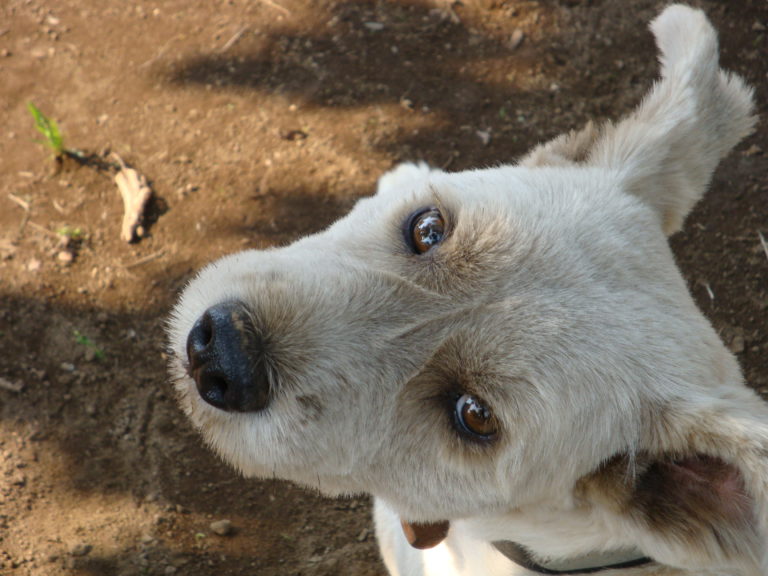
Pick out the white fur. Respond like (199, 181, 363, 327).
(168, 6, 763, 576)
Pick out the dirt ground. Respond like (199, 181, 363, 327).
(0, 0, 766, 574)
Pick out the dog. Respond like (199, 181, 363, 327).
(168, 5, 766, 575)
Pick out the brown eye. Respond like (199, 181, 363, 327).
(408, 208, 445, 254)
(455, 394, 498, 439)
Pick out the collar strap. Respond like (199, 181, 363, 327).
(492, 541, 653, 575)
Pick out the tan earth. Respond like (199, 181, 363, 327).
(0, 1, 766, 575)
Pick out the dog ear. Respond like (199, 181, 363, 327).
(520, 5, 756, 235)
(579, 399, 768, 575)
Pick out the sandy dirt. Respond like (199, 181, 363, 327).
(0, 0, 766, 574)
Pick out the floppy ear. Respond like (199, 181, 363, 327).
(579, 397, 768, 576)
(520, 4, 756, 235)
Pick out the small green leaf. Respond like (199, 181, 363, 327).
(27, 101, 65, 158)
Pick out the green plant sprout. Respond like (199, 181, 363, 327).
(27, 102, 65, 160)
(57, 226, 85, 241)
(73, 330, 105, 361)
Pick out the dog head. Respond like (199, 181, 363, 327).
(168, 5, 765, 574)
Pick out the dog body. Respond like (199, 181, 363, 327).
(168, 6, 765, 576)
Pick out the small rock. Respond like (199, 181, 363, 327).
(753, 21, 766, 32)
(60, 362, 75, 372)
(27, 259, 41, 272)
(0, 376, 24, 392)
(728, 333, 745, 355)
(476, 129, 492, 146)
(744, 144, 763, 157)
(508, 28, 525, 50)
(280, 129, 308, 141)
(70, 544, 92, 557)
(83, 347, 97, 363)
(164, 566, 177, 575)
(356, 528, 369, 542)
(57, 250, 74, 265)
(363, 22, 384, 32)
(209, 519, 233, 536)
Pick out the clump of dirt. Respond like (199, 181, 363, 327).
(0, 1, 766, 575)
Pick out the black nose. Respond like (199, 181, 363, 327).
(186, 301, 271, 412)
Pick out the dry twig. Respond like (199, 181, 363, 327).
(219, 26, 248, 53)
(27, 221, 60, 238)
(112, 154, 153, 243)
(260, 0, 291, 16)
(8, 193, 30, 211)
(758, 230, 768, 262)
(122, 250, 165, 269)
(0, 376, 24, 393)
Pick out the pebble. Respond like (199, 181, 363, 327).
(209, 519, 233, 536)
(0, 376, 24, 392)
(508, 28, 525, 51)
(70, 544, 92, 557)
(728, 333, 745, 355)
(476, 129, 492, 146)
(57, 250, 74, 265)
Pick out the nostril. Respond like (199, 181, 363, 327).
(196, 371, 229, 410)
(186, 313, 214, 370)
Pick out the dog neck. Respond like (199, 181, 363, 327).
(491, 541, 652, 575)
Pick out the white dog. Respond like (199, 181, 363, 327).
(168, 5, 766, 575)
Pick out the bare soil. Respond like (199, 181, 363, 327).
(0, 1, 766, 575)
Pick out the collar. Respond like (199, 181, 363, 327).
(492, 541, 653, 574)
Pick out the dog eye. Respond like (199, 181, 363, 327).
(455, 394, 498, 439)
(407, 208, 445, 254)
